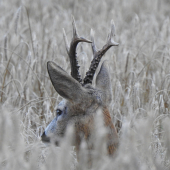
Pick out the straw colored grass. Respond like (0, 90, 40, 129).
(0, 0, 170, 169)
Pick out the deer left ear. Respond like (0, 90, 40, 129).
(95, 60, 112, 105)
(47, 61, 88, 103)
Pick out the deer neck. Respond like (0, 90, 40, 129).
(74, 107, 118, 156)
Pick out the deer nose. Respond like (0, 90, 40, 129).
(41, 131, 50, 143)
(41, 131, 45, 138)
(41, 131, 60, 146)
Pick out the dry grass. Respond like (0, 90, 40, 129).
(0, 0, 170, 169)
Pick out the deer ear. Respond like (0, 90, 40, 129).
(96, 60, 112, 104)
(47, 61, 86, 102)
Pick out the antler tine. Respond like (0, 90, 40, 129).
(107, 20, 119, 46)
(63, 16, 92, 83)
(83, 21, 119, 85)
(72, 16, 79, 39)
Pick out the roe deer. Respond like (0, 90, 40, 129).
(41, 17, 119, 156)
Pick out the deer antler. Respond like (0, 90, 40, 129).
(63, 17, 92, 83)
(83, 20, 119, 85)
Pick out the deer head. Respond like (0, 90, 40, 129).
(41, 17, 119, 155)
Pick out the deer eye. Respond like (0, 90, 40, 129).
(56, 109, 62, 116)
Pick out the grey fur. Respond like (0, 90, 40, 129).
(96, 61, 112, 105)
(42, 19, 119, 154)
(42, 60, 112, 145)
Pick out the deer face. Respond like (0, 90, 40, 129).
(41, 61, 109, 144)
(41, 17, 119, 154)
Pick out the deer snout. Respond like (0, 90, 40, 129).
(41, 131, 60, 146)
(41, 131, 50, 143)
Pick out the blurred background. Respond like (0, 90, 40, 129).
(0, 0, 170, 169)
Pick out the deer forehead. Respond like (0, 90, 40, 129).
(57, 100, 66, 110)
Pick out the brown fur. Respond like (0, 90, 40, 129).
(42, 19, 119, 161)
(103, 108, 118, 155)
(74, 108, 118, 156)
(75, 116, 94, 153)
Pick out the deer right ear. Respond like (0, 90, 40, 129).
(47, 61, 86, 102)
(95, 60, 112, 105)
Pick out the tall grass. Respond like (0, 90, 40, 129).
(0, 0, 170, 169)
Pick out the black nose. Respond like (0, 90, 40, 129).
(41, 131, 50, 142)
(41, 131, 46, 138)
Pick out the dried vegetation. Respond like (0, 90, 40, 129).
(0, 0, 170, 169)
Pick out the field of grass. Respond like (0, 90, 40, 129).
(0, 0, 170, 169)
